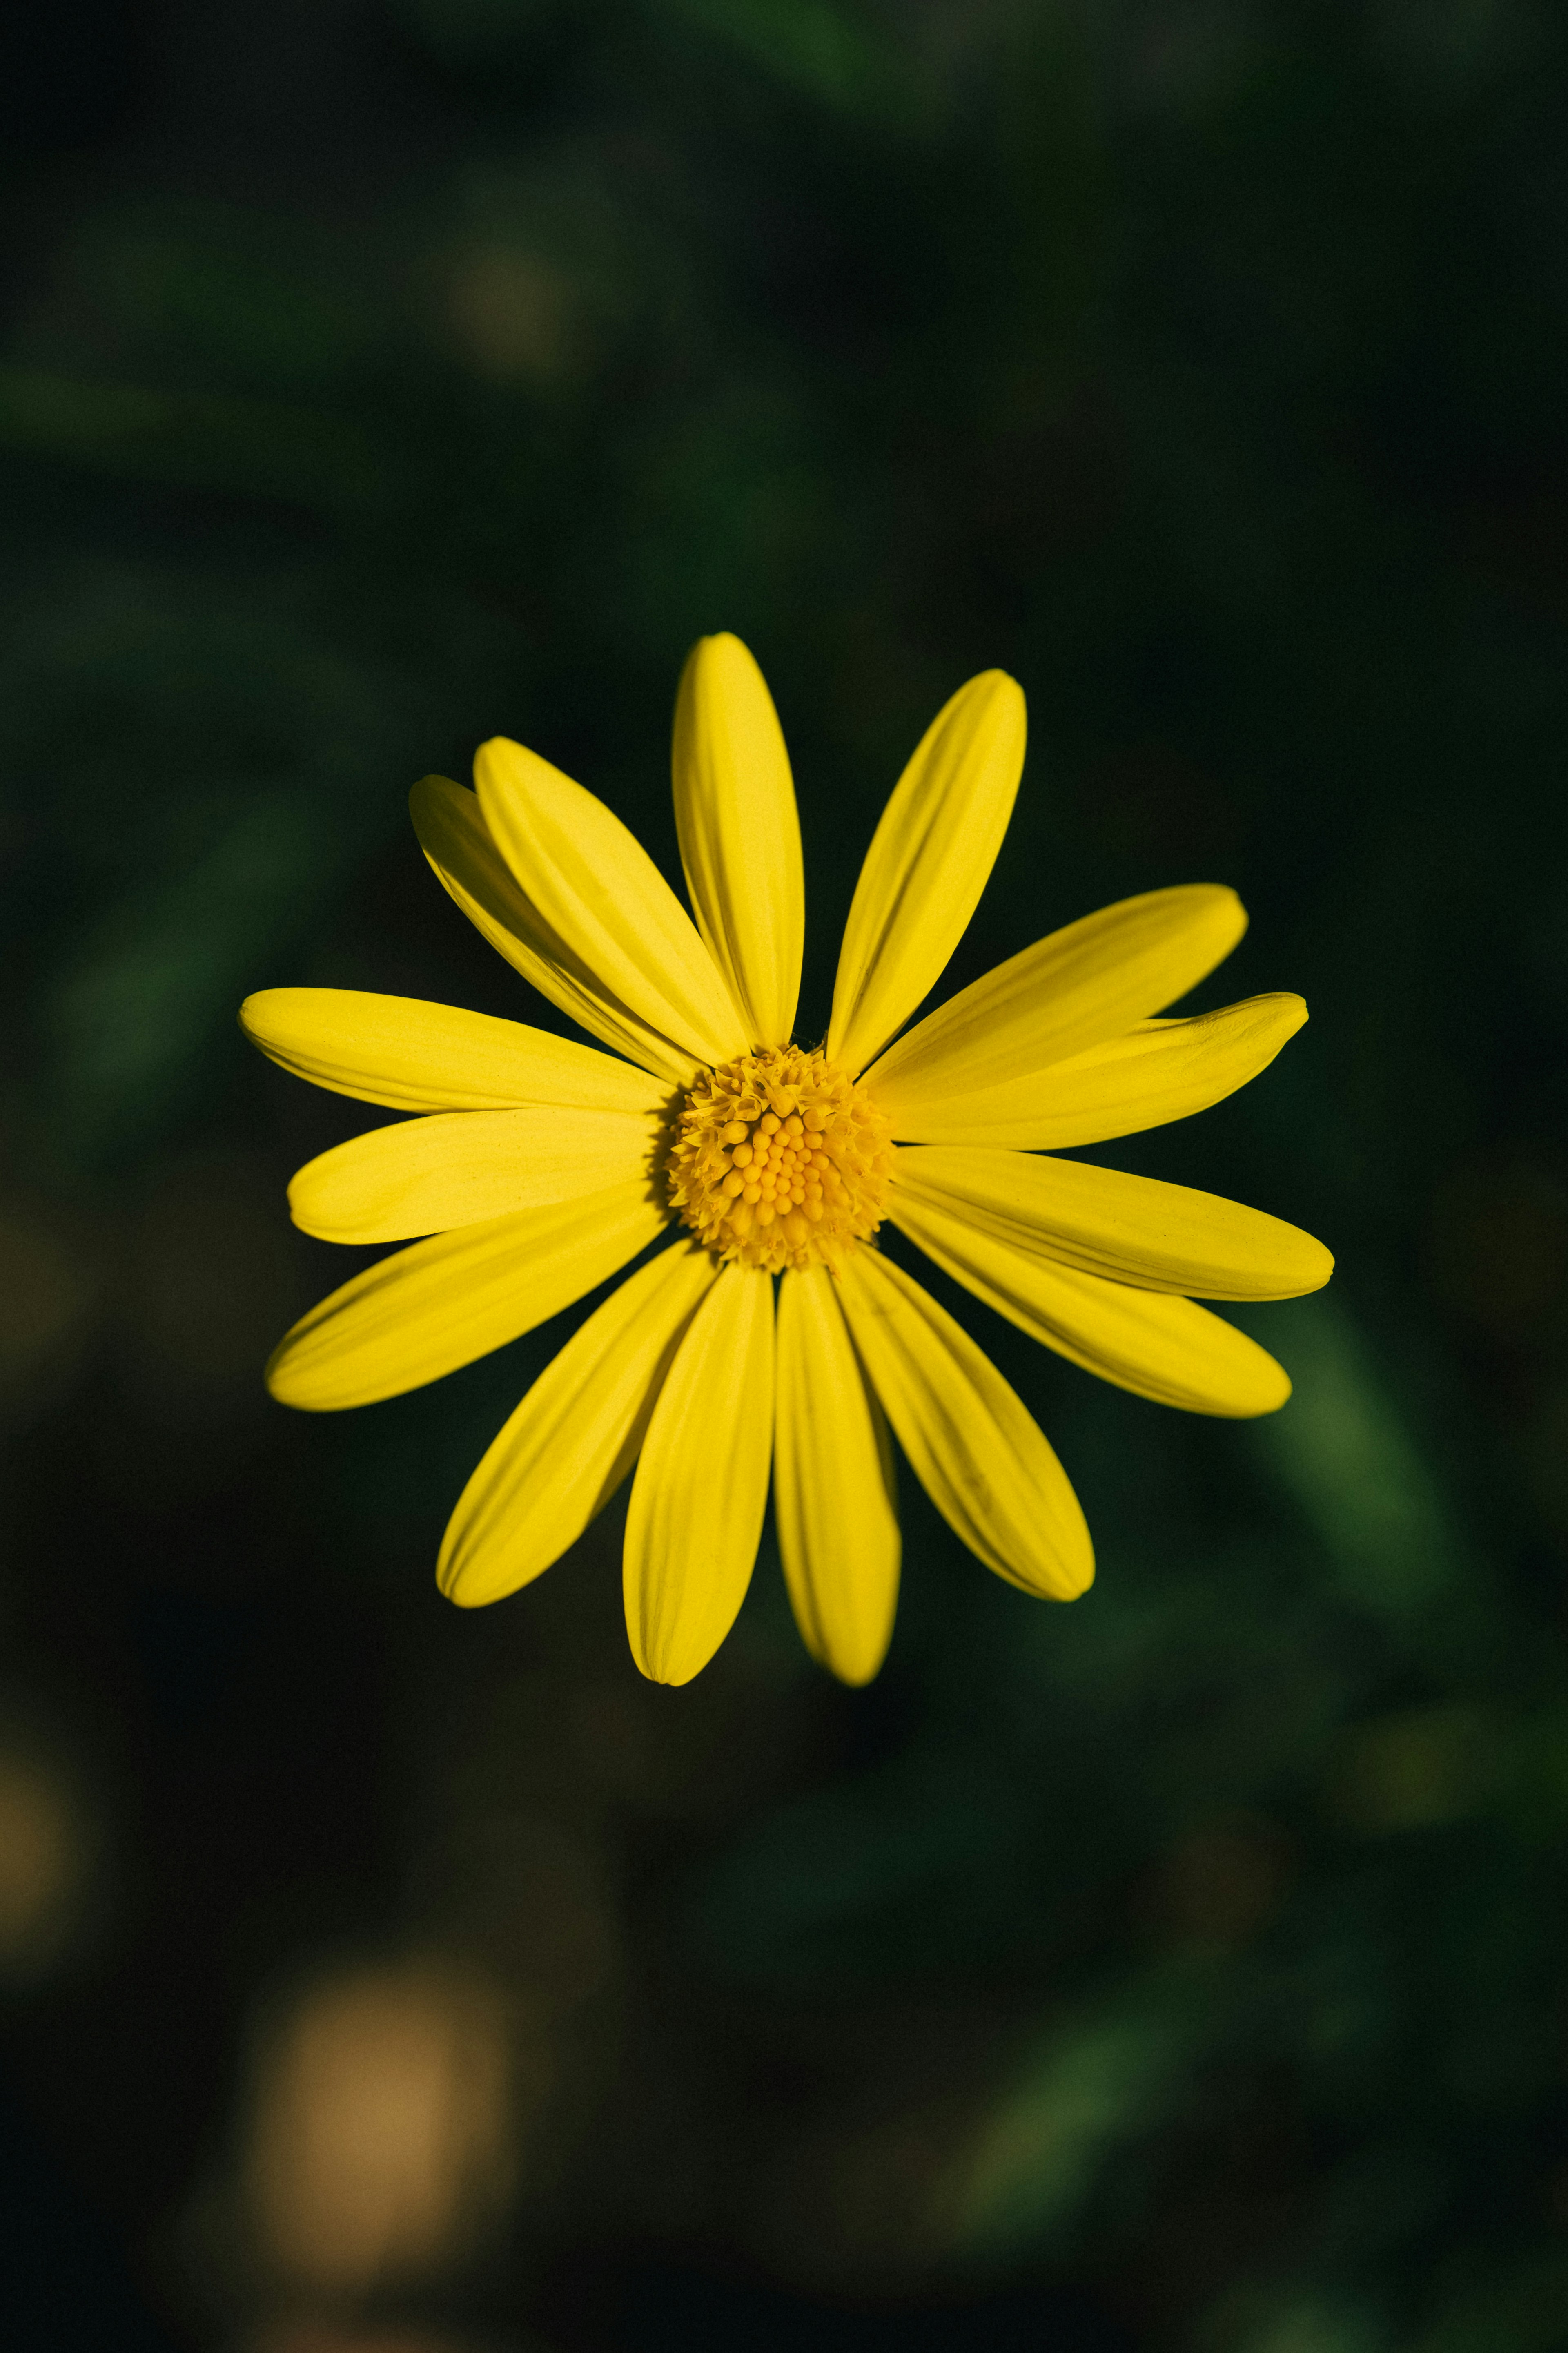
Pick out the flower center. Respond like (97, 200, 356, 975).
(664, 1046, 894, 1274)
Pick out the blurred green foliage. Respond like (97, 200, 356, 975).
(2, 0, 1568, 2348)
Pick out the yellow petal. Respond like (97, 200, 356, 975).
(474, 738, 751, 1075)
(672, 633, 804, 1050)
(623, 1262, 775, 1685)
(826, 672, 1026, 1077)
(266, 1182, 666, 1412)
(774, 1264, 900, 1686)
(438, 1242, 719, 1608)
(410, 774, 700, 1087)
(890, 1184, 1290, 1416)
(878, 992, 1307, 1149)
(864, 884, 1247, 1119)
(893, 1146, 1333, 1300)
(239, 986, 670, 1115)
(837, 1248, 1092, 1600)
(287, 1107, 665, 1244)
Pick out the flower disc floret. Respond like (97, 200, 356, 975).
(664, 1046, 893, 1274)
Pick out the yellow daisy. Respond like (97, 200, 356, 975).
(243, 636, 1331, 1687)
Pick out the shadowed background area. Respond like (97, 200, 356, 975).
(2, 1, 1568, 2348)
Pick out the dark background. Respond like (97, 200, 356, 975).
(2, 1, 1568, 2348)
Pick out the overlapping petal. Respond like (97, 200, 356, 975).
(439, 1243, 718, 1608)
(893, 1146, 1332, 1300)
(287, 1106, 665, 1244)
(410, 774, 703, 1086)
(266, 1182, 666, 1412)
(624, 1262, 775, 1685)
(672, 633, 803, 1050)
(864, 885, 1247, 1123)
(879, 993, 1307, 1149)
(890, 1183, 1289, 1416)
(240, 987, 669, 1115)
(475, 737, 751, 1076)
(774, 1264, 900, 1686)
(827, 672, 1025, 1077)
(837, 1247, 1092, 1599)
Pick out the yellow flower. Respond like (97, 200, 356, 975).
(243, 636, 1331, 1686)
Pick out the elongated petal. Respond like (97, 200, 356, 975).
(288, 1107, 665, 1244)
(827, 672, 1025, 1077)
(475, 737, 750, 1076)
(439, 1242, 719, 1608)
(672, 633, 803, 1050)
(775, 1265, 900, 1686)
(890, 1185, 1290, 1416)
(410, 774, 700, 1087)
(623, 1262, 775, 1685)
(879, 993, 1307, 1149)
(893, 1146, 1332, 1300)
(240, 987, 670, 1115)
(267, 1182, 667, 1412)
(865, 885, 1247, 1118)
(837, 1248, 1091, 1600)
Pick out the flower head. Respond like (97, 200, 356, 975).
(243, 635, 1331, 1686)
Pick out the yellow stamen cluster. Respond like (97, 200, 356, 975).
(664, 1046, 894, 1274)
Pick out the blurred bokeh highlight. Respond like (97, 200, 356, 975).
(2, 1, 1568, 2348)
